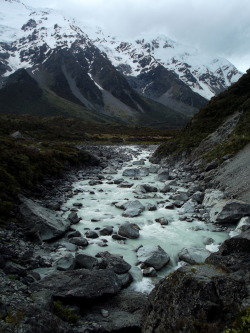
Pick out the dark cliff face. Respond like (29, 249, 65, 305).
(142, 230, 250, 333)
(126, 65, 208, 116)
(0, 42, 189, 128)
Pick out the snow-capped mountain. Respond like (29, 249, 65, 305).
(0, 0, 243, 127)
(85, 27, 241, 100)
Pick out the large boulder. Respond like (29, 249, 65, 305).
(67, 212, 81, 224)
(156, 168, 169, 181)
(137, 245, 170, 270)
(18, 195, 70, 241)
(202, 189, 225, 208)
(180, 199, 196, 213)
(122, 200, 145, 217)
(55, 254, 75, 271)
(142, 263, 248, 333)
(138, 167, 150, 177)
(31, 269, 122, 300)
(142, 230, 250, 333)
(142, 184, 158, 192)
(178, 247, 211, 264)
(172, 191, 190, 202)
(75, 253, 98, 269)
(98, 251, 131, 274)
(210, 199, 250, 224)
(118, 222, 140, 239)
(122, 168, 139, 177)
(69, 237, 88, 247)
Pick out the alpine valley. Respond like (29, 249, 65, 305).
(0, 0, 242, 127)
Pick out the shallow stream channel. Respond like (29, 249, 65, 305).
(55, 145, 229, 293)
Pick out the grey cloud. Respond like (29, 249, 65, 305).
(24, 0, 250, 71)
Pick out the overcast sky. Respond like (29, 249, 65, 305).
(24, 0, 250, 72)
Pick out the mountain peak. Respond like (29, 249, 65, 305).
(0, 0, 243, 128)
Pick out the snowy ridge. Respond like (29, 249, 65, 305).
(0, 0, 243, 102)
(82, 28, 242, 100)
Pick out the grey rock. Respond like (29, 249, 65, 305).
(118, 222, 140, 239)
(56, 253, 75, 271)
(142, 263, 245, 333)
(75, 253, 98, 269)
(122, 200, 145, 217)
(102, 167, 117, 174)
(100, 226, 113, 236)
(137, 245, 170, 270)
(4, 262, 26, 276)
(147, 203, 157, 211)
(142, 184, 158, 192)
(210, 199, 250, 224)
(72, 202, 83, 208)
(67, 211, 81, 224)
(112, 234, 127, 241)
(156, 168, 169, 181)
(160, 184, 170, 193)
(19, 195, 70, 241)
(114, 178, 124, 184)
(98, 251, 131, 274)
(191, 191, 204, 203)
(180, 199, 196, 213)
(67, 230, 81, 238)
(149, 165, 160, 173)
(178, 247, 211, 264)
(117, 272, 133, 287)
(202, 189, 225, 208)
(205, 159, 218, 171)
(46, 201, 61, 211)
(155, 217, 169, 225)
(122, 168, 139, 177)
(134, 184, 147, 193)
(61, 242, 78, 251)
(133, 159, 145, 165)
(138, 167, 150, 177)
(85, 230, 99, 239)
(31, 269, 122, 299)
(143, 267, 157, 277)
(69, 237, 88, 247)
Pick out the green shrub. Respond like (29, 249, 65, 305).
(52, 300, 78, 324)
(224, 307, 250, 333)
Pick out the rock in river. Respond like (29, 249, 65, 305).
(122, 200, 145, 217)
(137, 245, 170, 270)
(210, 199, 250, 224)
(118, 222, 140, 239)
(98, 251, 131, 274)
(178, 247, 211, 264)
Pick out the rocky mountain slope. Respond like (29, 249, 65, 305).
(0, 0, 242, 127)
(154, 69, 250, 164)
(142, 69, 250, 333)
(88, 28, 241, 113)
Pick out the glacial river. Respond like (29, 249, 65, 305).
(61, 145, 229, 292)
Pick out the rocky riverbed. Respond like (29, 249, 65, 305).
(0, 145, 249, 332)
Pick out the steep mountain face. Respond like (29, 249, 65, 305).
(154, 69, 250, 168)
(0, 0, 242, 127)
(88, 29, 242, 102)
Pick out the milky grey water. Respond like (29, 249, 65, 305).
(61, 145, 229, 293)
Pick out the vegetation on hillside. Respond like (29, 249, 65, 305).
(155, 69, 250, 160)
